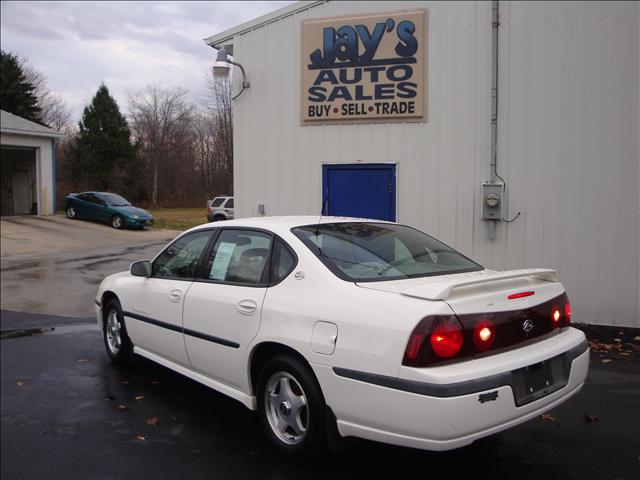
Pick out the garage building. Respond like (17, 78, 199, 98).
(1, 110, 63, 216)
(204, 1, 639, 327)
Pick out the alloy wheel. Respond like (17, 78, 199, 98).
(105, 309, 122, 355)
(264, 371, 309, 445)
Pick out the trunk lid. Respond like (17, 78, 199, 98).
(359, 269, 568, 356)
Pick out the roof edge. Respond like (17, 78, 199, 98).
(1, 127, 65, 139)
(203, 0, 327, 48)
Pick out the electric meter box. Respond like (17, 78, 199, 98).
(482, 182, 504, 220)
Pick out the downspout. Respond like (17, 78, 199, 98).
(487, 0, 520, 240)
(487, 0, 501, 241)
(51, 139, 57, 215)
(490, 0, 501, 186)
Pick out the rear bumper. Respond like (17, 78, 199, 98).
(313, 328, 589, 451)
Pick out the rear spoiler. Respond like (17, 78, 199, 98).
(401, 269, 559, 301)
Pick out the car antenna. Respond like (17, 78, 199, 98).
(315, 198, 327, 237)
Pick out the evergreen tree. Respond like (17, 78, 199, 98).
(73, 84, 137, 191)
(0, 50, 41, 122)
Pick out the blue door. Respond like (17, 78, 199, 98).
(322, 164, 396, 221)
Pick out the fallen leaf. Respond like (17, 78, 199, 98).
(116, 405, 127, 412)
(76, 358, 88, 363)
(601, 359, 612, 364)
(146, 417, 159, 426)
(168, 415, 177, 422)
(619, 352, 631, 356)
(134, 395, 145, 401)
(584, 413, 599, 423)
(122, 380, 130, 385)
(105, 394, 115, 401)
(149, 380, 160, 385)
(633, 336, 640, 341)
(614, 338, 622, 343)
(541, 414, 556, 421)
(135, 435, 147, 441)
(16, 381, 24, 387)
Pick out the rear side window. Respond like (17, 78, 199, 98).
(152, 230, 213, 279)
(80, 193, 101, 204)
(204, 230, 272, 285)
(211, 198, 225, 207)
(270, 239, 297, 284)
(225, 199, 234, 208)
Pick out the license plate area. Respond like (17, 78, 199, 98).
(511, 355, 568, 406)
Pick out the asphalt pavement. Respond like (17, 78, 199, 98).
(1, 311, 639, 480)
(1, 215, 177, 317)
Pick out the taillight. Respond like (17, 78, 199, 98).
(430, 320, 464, 358)
(473, 320, 495, 352)
(402, 316, 465, 366)
(551, 293, 571, 329)
(405, 333, 426, 361)
(564, 299, 571, 326)
(403, 293, 572, 368)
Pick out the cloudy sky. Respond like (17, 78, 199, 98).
(0, 1, 293, 123)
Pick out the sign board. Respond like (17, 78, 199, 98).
(301, 10, 427, 124)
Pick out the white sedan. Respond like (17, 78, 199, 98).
(95, 216, 589, 455)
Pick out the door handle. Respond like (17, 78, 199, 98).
(169, 288, 183, 302)
(237, 299, 258, 315)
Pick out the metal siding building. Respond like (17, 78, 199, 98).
(205, 1, 639, 328)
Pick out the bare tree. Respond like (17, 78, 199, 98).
(203, 74, 233, 197)
(21, 59, 72, 131)
(128, 85, 194, 207)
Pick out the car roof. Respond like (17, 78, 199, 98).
(78, 192, 117, 196)
(190, 215, 393, 232)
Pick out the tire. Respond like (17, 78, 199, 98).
(103, 299, 133, 364)
(111, 215, 124, 229)
(213, 214, 226, 222)
(257, 355, 327, 456)
(66, 206, 77, 219)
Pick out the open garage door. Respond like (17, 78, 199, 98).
(1, 147, 37, 215)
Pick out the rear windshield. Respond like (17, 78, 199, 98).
(211, 198, 226, 207)
(102, 194, 131, 206)
(292, 223, 483, 282)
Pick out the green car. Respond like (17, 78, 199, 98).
(63, 192, 154, 229)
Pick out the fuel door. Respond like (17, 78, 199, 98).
(311, 321, 338, 355)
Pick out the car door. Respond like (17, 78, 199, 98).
(182, 228, 273, 388)
(93, 193, 112, 223)
(82, 193, 107, 222)
(74, 193, 92, 217)
(123, 229, 215, 367)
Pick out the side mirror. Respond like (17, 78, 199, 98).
(130, 260, 152, 277)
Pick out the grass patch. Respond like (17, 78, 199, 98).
(148, 208, 206, 231)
